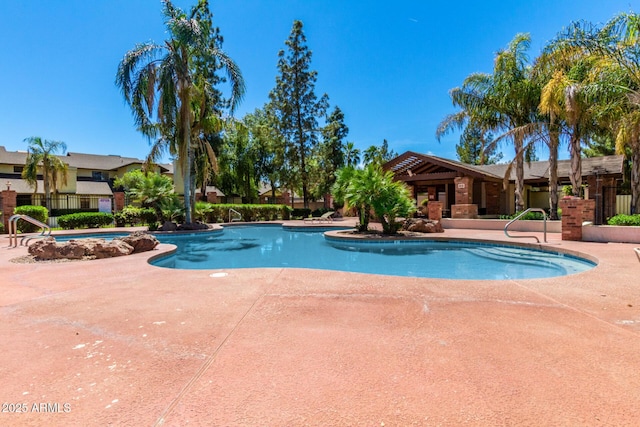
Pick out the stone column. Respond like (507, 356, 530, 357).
(452, 176, 478, 219)
(560, 197, 595, 241)
(1, 189, 17, 232)
(428, 201, 443, 221)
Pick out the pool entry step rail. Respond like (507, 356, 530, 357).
(228, 208, 242, 222)
(7, 214, 51, 248)
(504, 208, 547, 243)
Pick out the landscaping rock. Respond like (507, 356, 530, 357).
(29, 237, 85, 260)
(402, 218, 444, 233)
(28, 236, 134, 260)
(115, 232, 159, 253)
(159, 221, 178, 231)
(83, 238, 134, 259)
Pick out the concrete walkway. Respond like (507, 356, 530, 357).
(1, 225, 639, 426)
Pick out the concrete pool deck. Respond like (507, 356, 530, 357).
(1, 223, 639, 426)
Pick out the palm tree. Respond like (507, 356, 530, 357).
(344, 142, 361, 167)
(438, 34, 539, 212)
(116, 0, 244, 224)
(21, 137, 69, 212)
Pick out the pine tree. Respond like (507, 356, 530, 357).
(268, 20, 329, 208)
(455, 125, 503, 165)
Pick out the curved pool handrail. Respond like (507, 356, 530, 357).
(635, 247, 640, 262)
(504, 208, 547, 244)
(8, 214, 51, 248)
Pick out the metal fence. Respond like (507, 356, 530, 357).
(18, 194, 114, 215)
(616, 195, 632, 215)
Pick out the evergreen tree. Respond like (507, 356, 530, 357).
(455, 125, 503, 165)
(268, 20, 329, 208)
(313, 106, 349, 198)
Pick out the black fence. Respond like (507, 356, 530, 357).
(17, 194, 114, 216)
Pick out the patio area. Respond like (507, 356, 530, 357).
(1, 225, 639, 426)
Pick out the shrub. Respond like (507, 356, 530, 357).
(0, 221, 4, 234)
(58, 212, 114, 229)
(191, 203, 292, 223)
(14, 205, 49, 232)
(114, 206, 156, 227)
(607, 214, 640, 226)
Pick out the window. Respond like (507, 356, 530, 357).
(13, 166, 23, 173)
(80, 197, 90, 209)
(92, 171, 108, 181)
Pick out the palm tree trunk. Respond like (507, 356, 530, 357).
(631, 143, 640, 214)
(514, 135, 525, 212)
(548, 123, 560, 220)
(569, 130, 582, 197)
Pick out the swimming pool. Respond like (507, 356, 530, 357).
(150, 225, 595, 280)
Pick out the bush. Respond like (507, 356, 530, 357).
(114, 206, 156, 227)
(500, 211, 548, 221)
(14, 205, 49, 232)
(192, 203, 292, 223)
(607, 214, 640, 226)
(58, 212, 114, 229)
(0, 221, 4, 234)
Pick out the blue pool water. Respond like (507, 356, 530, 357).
(148, 225, 595, 280)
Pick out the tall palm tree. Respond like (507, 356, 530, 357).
(438, 34, 539, 212)
(21, 137, 68, 212)
(116, 0, 244, 224)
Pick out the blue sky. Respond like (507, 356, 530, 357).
(0, 0, 636, 164)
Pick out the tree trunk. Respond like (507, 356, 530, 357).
(569, 130, 582, 197)
(631, 143, 640, 214)
(514, 134, 525, 212)
(548, 124, 560, 220)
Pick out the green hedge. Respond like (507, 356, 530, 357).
(194, 203, 292, 223)
(58, 212, 114, 229)
(607, 214, 640, 226)
(14, 205, 49, 233)
(114, 206, 157, 227)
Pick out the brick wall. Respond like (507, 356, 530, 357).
(560, 198, 595, 241)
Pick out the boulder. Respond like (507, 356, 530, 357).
(115, 232, 159, 253)
(402, 218, 444, 233)
(28, 237, 134, 260)
(159, 221, 178, 232)
(29, 237, 85, 260)
(81, 238, 134, 259)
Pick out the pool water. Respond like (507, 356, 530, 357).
(150, 225, 595, 280)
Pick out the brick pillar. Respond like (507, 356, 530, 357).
(206, 191, 218, 204)
(428, 201, 443, 221)
(427, 186, 437, 201)
(2, 190, 17, 232)
(113, 191, 126, 213)
(454, 176, 474, 204)
(560, 197, 595, 241)
(282, 192, 291, 206)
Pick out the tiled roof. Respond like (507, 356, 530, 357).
(478, 155, 625, 180)
(1, 146, 171, 173)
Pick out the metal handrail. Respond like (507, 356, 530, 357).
(228, 208, 242, 222)
(8, 214, 51, 247)
(504, 208, 547, 243)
